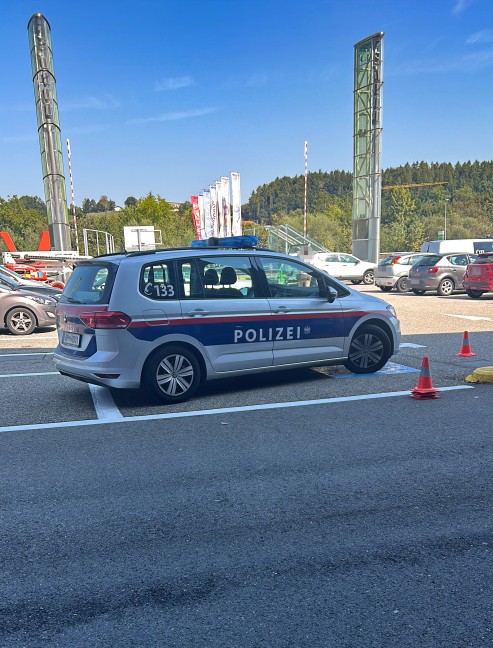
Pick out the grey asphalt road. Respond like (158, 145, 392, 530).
(1, 391, 492, 648)
(1, 285, 492, 647)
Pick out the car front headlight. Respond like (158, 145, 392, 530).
(25, 295, 55, 305)
(386, 304, 397, 317)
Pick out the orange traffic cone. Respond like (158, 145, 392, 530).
(456, 331, 476, 357)
(411, 356, 440, 400)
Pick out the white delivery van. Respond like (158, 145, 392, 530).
(420, 239, 493, 254)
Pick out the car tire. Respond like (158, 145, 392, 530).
(143, 345, 202, 403)
(395, 276, 410, 293)
(351, 279, 362, 285)
(379, 286, 393, 292)
(412, 289, 426, 295)
(344, 325, 392, 374)
(437, 278, 454, 296)
(362, 270, 374, 285)
(466, 289, 484, 299)
(6, 307, 37, 335)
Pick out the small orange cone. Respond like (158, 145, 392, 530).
(411, 356, 440, 399)
(456, 331, 476, 357)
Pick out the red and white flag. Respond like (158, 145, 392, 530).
(197, 194, 205, 239)
(190, 196, 201, 239)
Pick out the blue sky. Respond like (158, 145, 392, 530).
(0, 0, 492, 207)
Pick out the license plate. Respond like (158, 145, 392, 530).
(62, 331, 81, 347)
(410, 279, 419, 285)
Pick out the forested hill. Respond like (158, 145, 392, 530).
(243, 160, 493, 223)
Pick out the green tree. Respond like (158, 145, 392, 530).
(124, 196, 137, 208)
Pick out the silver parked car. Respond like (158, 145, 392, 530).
(0, 285, 58, 335)
(54, 236, 400, 403)
(408, 253, 476, 296)
(374, 253, 434, 293)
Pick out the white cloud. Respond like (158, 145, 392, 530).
(128, 107, 217, 125)
(452, 0, 474, 14)
(466, 29, 493, 44)
(392, 50, 493, 75)
(0, 134, 38, 143)
(154, 76, 194, 91)
(63, 96, 120, 111)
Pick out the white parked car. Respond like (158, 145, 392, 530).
(309, 253, 376, 285)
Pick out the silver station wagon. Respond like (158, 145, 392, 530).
(54, 236, 401, 403)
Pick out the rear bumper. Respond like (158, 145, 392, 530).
(54, 350, 143, 390)
(463, 280, 493, 290)
(375, 277, 396, 288)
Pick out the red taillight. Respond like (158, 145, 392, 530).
(390, 257, 401, 265)
(427, 267, 439, 274)
(79, 311, 131, 329)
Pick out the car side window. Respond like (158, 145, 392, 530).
(179, 256, 258, 299)
(450, 255, 468, 266)
(340, 254, 357, 264)
(139, 262, 177, 300)
(325, 254, 339, 262)
(258, 258, 328, 299)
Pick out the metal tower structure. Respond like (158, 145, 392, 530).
(352, 32, 384, 263)
(27, 13, 71, 251)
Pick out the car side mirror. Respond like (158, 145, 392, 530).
(324, 284, 338, 303)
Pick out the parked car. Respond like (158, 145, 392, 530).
(462, 252, 493, 299)
(0, 285, 58, 335)
(374, 253, 434, 293)
(54, 236, 400, 404)
(408, 253, 475, 296)
(0, 265, 62, 300)
(309, 252, 375, 285)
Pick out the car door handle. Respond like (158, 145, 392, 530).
(272, 305, 289, 313)
(187, 309, 210, 316)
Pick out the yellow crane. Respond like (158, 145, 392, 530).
(382, 182, 448, 190)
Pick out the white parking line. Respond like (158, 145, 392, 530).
(0, 352, 54, 357)
(0, 385, 474, 434)
(88, 385, 123, 421)
(0, 372, 58, 378)
(446, 314, 493, 322)
(400, 343, 427, 349)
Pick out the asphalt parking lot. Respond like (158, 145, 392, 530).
(1, 286, 492, 647)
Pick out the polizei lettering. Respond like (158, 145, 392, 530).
(234, 326, 302, 343)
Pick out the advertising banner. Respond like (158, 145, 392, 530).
(221, 176, 231, 237)
(231, 172, 242, 235)
(190, 196, 201, 239)
(203, 191, 212, 238)
(209, 185, 218, 237)
(197, 194, 205, 239)
(215, 180, 224, 237)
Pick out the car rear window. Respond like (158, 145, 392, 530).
(59, 263, 116, 304)
(380, 256, 399, 266)
(416, 255, 440, 267)
(471, 255, 493, 265)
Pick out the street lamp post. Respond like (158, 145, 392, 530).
(444, 199, 450, 240)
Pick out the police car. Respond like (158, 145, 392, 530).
(54, 236, 400, 403)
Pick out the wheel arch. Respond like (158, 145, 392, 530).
(141, 340, 208, 386)
(351, 317, 396, 353)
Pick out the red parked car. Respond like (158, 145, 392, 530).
(462, 252, 493, 298)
